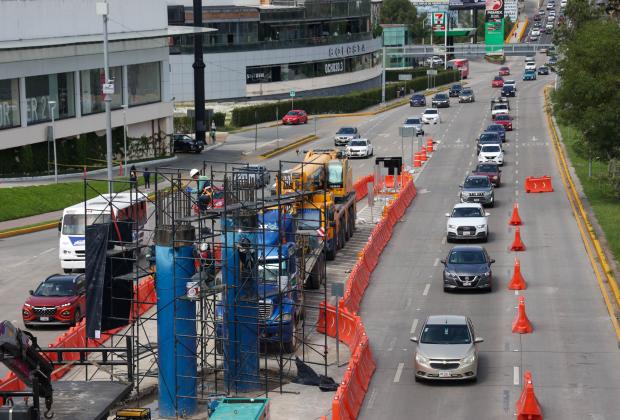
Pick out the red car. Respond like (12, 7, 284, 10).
(494, 114, 513, 131)
(23, 274, 86, 328)
(473, 163, 502, 187)
(282, 110, 308, 125)
(492, 76, 505, 87)
(499, 66, 510, 76)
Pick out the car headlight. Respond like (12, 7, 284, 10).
(482, 271, 491, 277)
(448, 224, 457, 229)
(415, 353, 430, 364)
(476, 224, 486, 229)
(462, 352, 476, 365)
(24, 303, 32, 308)
(445, 271, 458, 280)
(484, 191, 492, 196)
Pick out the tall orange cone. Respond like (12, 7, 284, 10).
(426, 138, 434, 153)
(508, 257, 527, 290)
(512, 296, 533, 334)
(509, 203, 522, 225)
(510, 227, 526, 251)
(419, 148, 427, 162)
(516, 371, 543, 419)
(413, 153, 422, 167)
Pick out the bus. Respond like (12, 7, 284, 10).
(59, 193, 147, 272)
(447, 58, 469, 79)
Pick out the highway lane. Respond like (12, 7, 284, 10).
(359, 56, 620, 419)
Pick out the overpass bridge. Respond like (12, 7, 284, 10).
(387, 43, 554, 57)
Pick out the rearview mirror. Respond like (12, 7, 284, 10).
(485, 212, 491, 217)
(29, 290, 34, 295)
(490, 259, 496, 264)
(440, 259, 446, 265)
(474, 337, 484, 343)
(410, 336, 418, 343)
(58, 219, 62, 232)
(445, 213, 450, 217)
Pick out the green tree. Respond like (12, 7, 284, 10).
(380, 0, 428, 42)
(554, 19, 620, 159)
(555, 0, 601, 42)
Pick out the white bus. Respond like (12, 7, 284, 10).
(59, 193, 147, 272)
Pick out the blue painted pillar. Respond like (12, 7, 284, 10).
(156, 226, 197, 417)
(222, 215, 260, 392)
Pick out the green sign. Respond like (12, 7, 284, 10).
(485, 19, 505, 54)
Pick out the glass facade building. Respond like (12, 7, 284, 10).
(80, 66, 123, 115)
(25, 72, 76, 124)
(0, 78, 20, 130)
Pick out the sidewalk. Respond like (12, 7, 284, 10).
(508, 16, 529, 44)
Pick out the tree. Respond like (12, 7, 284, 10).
(554, 19, 620, 159)
(555, 0, 601, 42)
(380, 0, 428, 42)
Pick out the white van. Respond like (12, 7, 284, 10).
(59, 193, 147, 272)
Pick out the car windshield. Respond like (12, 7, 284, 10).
(494, 76, 502, 81)
(482, 145, 501, 153)
(286, 111, 300, 116)
(258, 262, 286, 282)
(496, 115, 510, 121)
(350, 140, 367, 147)
(448, 250, 487, 264)
(452, 84, 462, 89)
(420, 324, 472, 345)
(461, 89, 472, 95)
(337, 127, 355, 134)
(62, 213, 111, 236)
(493, 104, 508, 111)
(435, 94, 448, 99)
(413, 95, 424, 99)
(405, 118, 421, 125)
(452, 207, 483, 217)
(464, 177, 491, 188)
(424, 109, 438, 115)
(34, 280, 76, 297)
(487, 125, 503, 131)
(327, 161, 343, 187)
(477, 164, 498, 173)
(480, 133, 499, 142)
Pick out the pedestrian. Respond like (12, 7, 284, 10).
(210, 121, 216, 144)
(129, 164, 137, 187)
(143, 167, 151, 189)
(296, 148, 300, 156)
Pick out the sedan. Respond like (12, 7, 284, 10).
(410, 94, 426, 107)
(472, 162, 501, 187)
(537, 66, 550, 75)
(411, 315, 484, 381)
(525, 61, 537, 71)
(334, 126, 360, 146)
(491, 76, 504, 88)
(531, 28, 541, 36)
(494, 114, 513, 131)
(523, 70, 537, 81)
(448, 84, 463, 97)
(282, 109, 308, 125)
(403, 117, 425, 136)
(346, 139, 373, 158)
(431, 93, 451, 108)
(421, 108, 441, 124)
(478, 144, 504, 166)
(23, 274, 86, 328)
(499, 66, 510, 76)
(441, 245, 495, 292)
(459, 88, 475, 103)
(485, 124, 506, 142)
(477, 131, 502, 153)
(173, 134, 204, 154)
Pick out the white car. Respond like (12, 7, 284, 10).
(421, 108, 441, 124)
(478, 144, 504, 165)
(504, 79, 517, 91)
(530, 28, 541, 36)
(525, 55, 535, 62)
(425, 55, 444, 66)
(446, 203, 490, 242)
(491, 103, 510, 119)
(525, 61, 537, 71)
(346, 138, 373, 158)
(546, 23, 554, 30)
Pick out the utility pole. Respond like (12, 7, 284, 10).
(193, 0, 206, 144)
(97, 0, 113, 193)
(49, 101, 58, 184)
(444, 12, 448, 70)
(381, 45, 386, 104)
(122, 104, 128, 171)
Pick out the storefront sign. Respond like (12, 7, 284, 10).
(328, 43, 367, 58)
(324, 61, 345, 74)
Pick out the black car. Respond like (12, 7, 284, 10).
(173, 134, 204, 153)
(477, 132, 502, 153)
(501, 85, 516, 97)
(537, 66, 550, 75)
(442, 246, 495, 292)
(485, 124, 506, 142)
(431, 93, 450, 108)
(449, 84, 463, 97)
(410, 94, 426, 107)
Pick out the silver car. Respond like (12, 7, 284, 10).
(411, 315, 483, 382)
(334, 126, 360, 146)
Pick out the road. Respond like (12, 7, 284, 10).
(357, 58, 620, 418)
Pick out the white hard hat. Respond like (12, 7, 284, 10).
(189, 168, 200, 178)
(199, 242, 209, 252)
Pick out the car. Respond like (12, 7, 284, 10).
(523, 70, 537, 81)
(425, 55, 444, 66)
(548, 56, 558, 66)
(485, 124, 506, 142)
(531, 28, 541, 36)
(547, 2, 554, 9)
(460, 175, 495, 207)
(459, 88, 475, 103)
(494, 114, 513, 131)
(499, 66, 510, 76)
(448, 84, 463, 97)
(431, 93, 450, 108)
(403, 117, 425, 136)
(446, 203, 490, 242)
(490, 96, 510, 109)
(421, 108, 441, 124)
(478, 144, 504, 166)
(537, 65, 550, 75)
(346, 138, 373, 158)
(525, 61, 537, 71)
(282, 109, 308, 125)
(441, 245, 495, 291)
(501, 85, 516, 97)
(546, 46, 556, 55)
(410, 94, 427, 107)
(491, 103, 510, 119)
(548, 14, 555, 21)
(504, 79, 517, 91)
(534, 14, 541, 21)
(491, 76, 504, 87)
(334, 126, 360, 146)
(473, 163, 502, 187)
(539, 47, 549, 54)
(525, 55, 536, 62)
(545, 23, 554, 31)
(538, 9, 546, 15)
(477, 131, 502, 153)
(173, 134, 204, 153)
(22, 274, 86, 328)
(529, 34, 539, 42)
(411, 315, 484, 381)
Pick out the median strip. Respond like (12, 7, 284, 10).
(0, 220, 59, 239)
(259, 134, 318, 159)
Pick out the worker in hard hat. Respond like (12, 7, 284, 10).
(186, 168, 202, 193)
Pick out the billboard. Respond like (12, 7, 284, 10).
(485, 0, 504, 21)
(449, 0, 486, 10)
(504, 0, 517, 21)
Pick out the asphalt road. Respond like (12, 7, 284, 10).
(357, 58, 620, 418)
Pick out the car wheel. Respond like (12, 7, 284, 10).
(443, 286, 450, 293)
(446, 236, 452, 243)
(482, 233, 488, 243)
(414, 375, 422, 383)
(488, 201, 494, 208)
(24, 323, 33, 329)
(469, 376, 478, 383)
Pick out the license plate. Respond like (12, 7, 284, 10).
(439, 372, 451, 378)
(462, 281, 472, 286)
(473, 198, 480, 202)
(39, 316, 49, 322)
(462, 232, 471, 236)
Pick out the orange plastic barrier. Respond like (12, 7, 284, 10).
(516, 371, 543, 419)
(525, 176, 553, 193)
(352, 174, 375, 201)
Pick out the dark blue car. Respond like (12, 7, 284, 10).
(410, 94, 426, 107)
(485, 124, 506, 142)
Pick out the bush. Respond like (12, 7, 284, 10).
(174, 112, 226, 133)
(231, 70, 460, 127)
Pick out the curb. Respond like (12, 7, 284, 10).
(0, 221, 59, 239)
(260, 134, 319, 159)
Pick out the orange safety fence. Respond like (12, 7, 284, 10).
(352, 174, 374, 201)
(524, 176, 553, 193)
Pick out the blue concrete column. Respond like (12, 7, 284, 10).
(156, 226, 197, 417)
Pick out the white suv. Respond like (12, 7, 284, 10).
(446, 203, 490, 242)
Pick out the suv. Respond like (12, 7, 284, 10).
(460, 175, 495, 207)
(173, 134, 204, 153)
(441, 246, 495, 292)
(421, 108, 441, 124)
(446, 203, 489, 242)
(22, 274, 86, 328)
(459, 88, 475, 103)
(501, 85, 516, 97)
(431, 93, 451, 108)
(485, 124, 506, 142)
(334, 127, 360, 146)
(491, 103, 510, 119)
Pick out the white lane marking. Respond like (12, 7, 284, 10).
(410, 318, 419, 335)
(40, 247, 56, 256)
(515, 180, 519, 185)
(387, 337, 397, 352)
(514, 366, 520, 386)
(394, 362, 405, 383)
(515, 169, 519, 175)
(433, 257, 440, 267)
(367, 388, 378, 408)
(515, 190, 519, 197)
(515, 160, 519, 166)
(422, 283, 431, 296)
(441, 237, 447, 245)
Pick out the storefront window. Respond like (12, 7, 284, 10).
(128, 62, 161, 106)
(0, 79, 20, 130)
(25, 72, 75, 124)
(80, 66, 123, 115)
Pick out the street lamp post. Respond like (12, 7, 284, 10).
(122, 104, 128, 171)
(49, 101, 58, 184)
(96, 0, 114, 194)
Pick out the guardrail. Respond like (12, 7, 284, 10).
(390, 43, 554, 57)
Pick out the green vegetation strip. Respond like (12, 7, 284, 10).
(260, 135, 318, 159)
(557, 122, 620, 264)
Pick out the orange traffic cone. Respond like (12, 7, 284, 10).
(508, 257, 527, 290)
(510, 227, 526, 251)
(413, 153, 422, 167)
(426, 138, 434, 153)
(509, 203, 522, 225)
(419, 148, 427, 162)
(515, 371, 543, 419)
(512, 296, 533, 334)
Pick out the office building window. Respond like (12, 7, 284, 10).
(25, 72, 75, 124)
(0, 79, 20, 130)
(128, 62, 161, 106)
(80, 66, 123, 115)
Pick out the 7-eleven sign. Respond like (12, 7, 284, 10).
(432, 12, 446, 26)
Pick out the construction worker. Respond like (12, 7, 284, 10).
(198, 183, 213, 212)
(188, 168, 201, 192)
